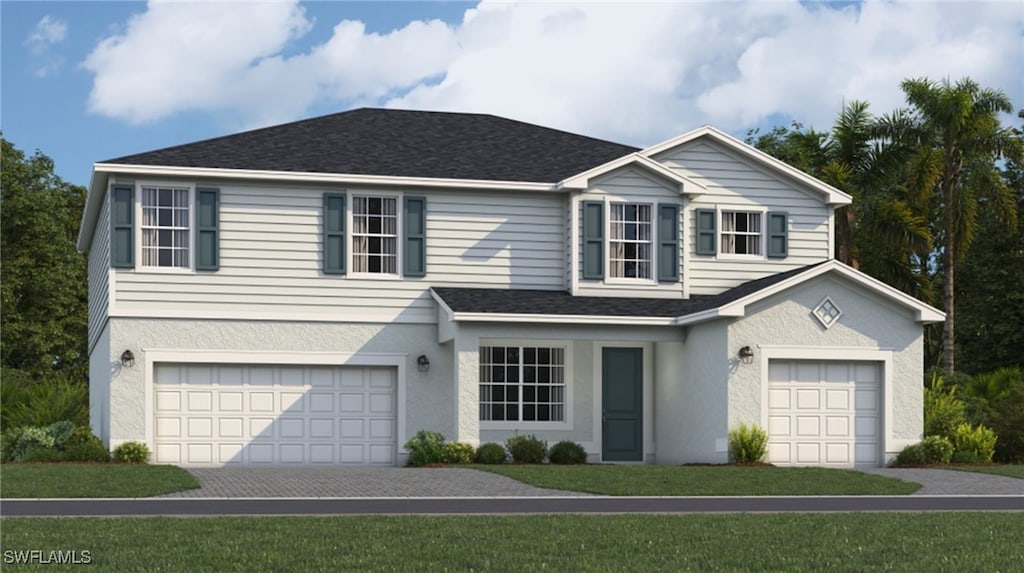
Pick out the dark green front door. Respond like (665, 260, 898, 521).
(602, 347, 643, 461)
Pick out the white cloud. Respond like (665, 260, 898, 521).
(26, 15, 68, 77)
(84, 0, 1023, 143)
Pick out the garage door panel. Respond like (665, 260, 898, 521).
(796, 416, 819, 436)
(219, 392, 243, 412)
(796, 389, 819, 409)
(825, 416, 848, 436)
(795, 442, 820, 464)
(768, 360, 881, 468)
(188, 418, 213, 438)
(155, 364, 397, 466)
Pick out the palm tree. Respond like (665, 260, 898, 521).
(896, 77, 1021, 376)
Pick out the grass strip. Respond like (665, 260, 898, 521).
(2, 514, 1021, 572)
(0, 463, 199, 498)
(470, 464, 920, 495)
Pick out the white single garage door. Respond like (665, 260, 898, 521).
(766, 360, 881, 467)
(153, 364, 396, 466)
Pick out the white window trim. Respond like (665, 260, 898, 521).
(478, 338, 573, 431)
(604, 197, 657, 285)
(346, 190, 404, 279)
(716, 206, 768, 261)
(134, 181, 196, 273)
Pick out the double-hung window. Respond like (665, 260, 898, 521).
(351, 195, 398, 274)
(609, 202, 652, 280)
(140, 186, 191, 268)
(479, 345, 566, 424)
(720, 210, 762, 256)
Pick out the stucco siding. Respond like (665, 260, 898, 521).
(113, 182, 565, 323)
(87, 192, 110, 351)
(575, 168, 686, 298)
(673, 320, 731, 463)
(106, 319, 454, 449)
(653, 140, 832, 295)
(727, 275, 924, 461)
(89, 321, 111, 443)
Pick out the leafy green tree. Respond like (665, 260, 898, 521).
(954, 111, 1024, 374)
(895, 78, 1021, 376)
(0, 136, 88, 382)
(748, 102, 931, 299)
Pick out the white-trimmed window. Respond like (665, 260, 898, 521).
(351, 195, 398, 274)
(609, 202, 652, 279)
(140, 185, 191, 268)
(480, 345, 566, 423)
(721, 210, 763, 256)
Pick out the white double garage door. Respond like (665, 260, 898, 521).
(153, 364, 397, 466)
(766, 360, 882, 467)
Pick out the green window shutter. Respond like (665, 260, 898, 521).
(582, 201, 604, 280)
(195, 187, 220, 271)
(695, 208, 717, 256)
(323, 193, 346, 275)
(657, 204, 680, 282)
(110, 183, 135, 269)
(404, 196, 427, 277)
(767, 212, 788, 259)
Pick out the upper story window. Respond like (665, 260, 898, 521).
(480, 345, 566, 424)
(695, 207, 787, 259)
(351, 195, 398, 274)
(609, 203, 652, 279)
(140, 186, 191, 268)
(721, 210, 762, 256)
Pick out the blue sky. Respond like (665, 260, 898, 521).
(2, 1, 1021, 188)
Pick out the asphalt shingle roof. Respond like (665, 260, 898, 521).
(104, 108, 640, 183)
(432, 263, 825, 319)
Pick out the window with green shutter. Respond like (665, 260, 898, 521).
(582, 201, 604, 279)
(110, 184, 135, 269)
(695, 208, 716, 256)
(195, 187, 220, 271)
(657, 203, 679, 282)
(323, 193, 346, 274)
(767, 211, 788, 258)
(404, 196, 426, 277)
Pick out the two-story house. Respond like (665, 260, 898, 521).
(78, 108, 943, 468)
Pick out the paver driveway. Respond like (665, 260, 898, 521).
(857, 468, 1024, 495)
(159, 467, 591, 498)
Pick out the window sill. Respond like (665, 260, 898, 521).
(481, 421, 572, 431)
(347, 272, 403, 280)
(603, 277, 658, 286)
(715, 254, 766, 261)
(130, 266, 195, 274)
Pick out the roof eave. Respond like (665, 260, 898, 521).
(91, 163, 562, 193)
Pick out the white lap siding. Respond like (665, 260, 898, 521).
(653, 140, 832, 295)
(113, 183, 565, 323)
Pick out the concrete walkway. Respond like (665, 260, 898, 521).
(159, 467, 591, 498)
(857, 468, 1024, 495)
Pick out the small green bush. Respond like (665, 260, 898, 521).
(924, 374, 967, 440)
(63, 439, 110, 463)
(952, 423, 997, 463)
(728, 423, 769, 463)
(442, 441, 476, 464)
(403, 430, 446, 467)
(21, 447, 65, 463)
(896, 435, 954, 465)
(46, 420, 77, 450)
(113, 441, 150, 464)
(2, 380, 88, 430)
(1, 427, 26, 462)
(10, 426, 56, 462)
(548, 441, 587, 464)
(506, 434, 547, 463)
(474, 442, 507, 464)
(988, 382, 1024, 463)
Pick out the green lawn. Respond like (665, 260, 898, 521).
(471, 464, 921, 495)
(945, 465, 1024, 479)
(2, 514, 1022, 571)
(0, 463, 199, 498)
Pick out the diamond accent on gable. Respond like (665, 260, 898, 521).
(812, 296, 843, 329)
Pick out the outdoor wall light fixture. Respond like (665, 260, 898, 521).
(417, 354, 430, 372)
(738, 346, 755, 365)
(121, 350, 136, 368)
